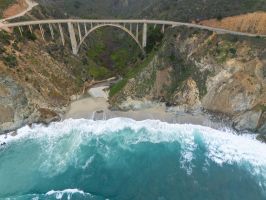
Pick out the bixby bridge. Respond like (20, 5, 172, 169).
(1, 19, 265, 55)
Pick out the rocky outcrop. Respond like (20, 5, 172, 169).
(111, 26, 266, 134)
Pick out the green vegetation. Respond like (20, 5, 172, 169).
(146, 26, 164, 53)
(0, 31, 11, 45)
(109, 51, 156, 97)
(2, 54, 18, 68)
(87, 42, 106, 61)
(255, 104, 266, 112)
(211, 41, 237, 63)
(85, 27, 142, 82)
(88, 65, 112, 80)
(24, 31, 37, 41)
(109, 79, 127, 97)
(216, 14, 223, 21)
(0, 31, 18, 68)
(39, 0, 266, 21)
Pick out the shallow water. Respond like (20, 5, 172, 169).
(0, 118, 265, 200)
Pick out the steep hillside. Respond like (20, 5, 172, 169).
(36, 0, 158, 19)
(110, 27, 266, 134)
(0, 24, 97, 133)
(37, 0, 266, 21)
(199, 12, 266, 35)
(141, 0, 266, 21)
(0, 0, 16, 17)
(2, 0, 27, 18)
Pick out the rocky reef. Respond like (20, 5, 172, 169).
(110, 26, 266, 134)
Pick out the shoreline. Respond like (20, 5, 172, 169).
(64, 84, 236, 132)
(0, 84, 260, 146)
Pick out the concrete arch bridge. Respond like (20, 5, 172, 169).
(1, 19, 265, 55)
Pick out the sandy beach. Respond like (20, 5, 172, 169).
(64, 84, 230, 131)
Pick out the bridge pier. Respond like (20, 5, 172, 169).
(18, 26, 23, 36)
(77, 23, 82, 42)
(49, 24, 54, 39)
(28, 25, 33, 33)
(67, 22, 78, 55)
(84, 23, 88, 34)
(39, 24, 45, 41)
(58, 23, 65, 46)
(142, 23, 147, 48)
(136, 24, 139, 40)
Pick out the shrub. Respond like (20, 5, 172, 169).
(216, 14, 223, 21)
(25, 31, 37, 41)
(2, 54, 18, 68)
(146, 26, 164, 53)
(109, 79, 127, 97)
(88, 66, 112, 80)
(0, 31, 11, 45)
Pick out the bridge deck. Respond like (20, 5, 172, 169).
(1, 19, 265, 38)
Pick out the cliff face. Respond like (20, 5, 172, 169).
(111, 27, 266, 133)
(0, 28, 93, 133)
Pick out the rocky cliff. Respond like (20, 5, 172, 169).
(110, 26, 266, 134)
(0, 27, 94, 133)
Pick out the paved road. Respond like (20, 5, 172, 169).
(1, 19, 266, 38)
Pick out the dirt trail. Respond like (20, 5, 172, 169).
(199, 12, 266, 35)
(0, 0, 38, 22)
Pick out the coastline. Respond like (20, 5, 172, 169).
(64, 84, 235, 132)
(0, 83, 258, 146)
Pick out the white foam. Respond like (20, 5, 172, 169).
(1, 118, 266, 179)
(46, 189, 90, 199)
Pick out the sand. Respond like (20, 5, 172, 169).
(64, 85, 229, 130)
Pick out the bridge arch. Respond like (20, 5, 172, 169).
(76, 23, 144, 54)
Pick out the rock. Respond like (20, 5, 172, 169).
(0, 105, 14, 123)
(173, 77, 201, 109)
(37, 108, 61, 125)
(258, 123, 266, 134)
(233, 110, 262, 132)
(0, 142, 6, 146)
(256, 134, 266, 143)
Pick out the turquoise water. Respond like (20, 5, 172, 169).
(0, 118, 266, 200)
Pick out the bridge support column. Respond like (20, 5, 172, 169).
(28, 25, 33, 33)
(58, 23, 65, 46)
(39, 24, 45, 41)
(162, 24, 165, 33)
(49, 24, 54, 39)
(136, 24, 139, 39)
(18, 26, 23, 36)
(142, 23, 147, 48)
(68, 22, 78, 55)
(77, 23, 82, 42)
(84, 23, 88, 34)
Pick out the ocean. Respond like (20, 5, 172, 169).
(0, 118, 265, 200)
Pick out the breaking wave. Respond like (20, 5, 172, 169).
(0, 118, 265, 200)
